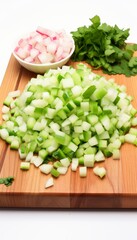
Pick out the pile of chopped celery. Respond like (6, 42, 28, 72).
(0, 63, 137, 187)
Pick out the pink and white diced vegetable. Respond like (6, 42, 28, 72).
(14, 26, 73, 64)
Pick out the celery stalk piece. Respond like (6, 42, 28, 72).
(79, 166, 87, 177)
(20, 162, 30, 170)
(57, 167, 68, 175)
(60, 158, 70, 167)
(93, 166, 106, 178)
(71, 158, 79, 171)
(45, 177, 54, 189)
(51, 168, 60, 178)
(84, 154, 95, 167)
(39, 164, 53, 174)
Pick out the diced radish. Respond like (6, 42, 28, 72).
(34, 56, 41, 64)
(36, 26, 57, 40)
(38, 52, 53, 64)
(56, 29, 66, 36)
(46, 42, 57, 54)
(34, 42, 47, 52)
(43, 37, 51, 46)
(24, 56, 34, 63)
(28, 37, 37, 47)
(14, 26, 73, 64)
(30, 48, 39, 58)
(33, 34, 43, 43)
(16, 47, 29, 59)
(18, 38, 28, 48)
(23, 44, 32, 52)
(61, 51, 70, 59)
(29, 31, 39, 38)
(55, 46, 64, 59)
(14, 46, 19, 52)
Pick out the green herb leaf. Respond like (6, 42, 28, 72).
(0, 177, 14, 186)
(71, 15, 137, 77)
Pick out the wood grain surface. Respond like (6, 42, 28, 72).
(0, 54, 137, 209)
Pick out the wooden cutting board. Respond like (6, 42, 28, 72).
(1, 54, 137, 209)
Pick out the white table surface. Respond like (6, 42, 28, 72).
(0, 0, 137, 239)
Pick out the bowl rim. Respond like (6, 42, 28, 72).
(12, 33, 75, 67)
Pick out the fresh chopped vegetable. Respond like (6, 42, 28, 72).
(79, 166, 87, 177)
(39, 164, 53, 174)
(93, 166, 106, 178)
(20, 162, 30, 170)
(14, 27, 73, 64)
(0, 176, 14, 186)
(0, 63, 137, 186)
(71, 15, 137, 77)
(57, 166, 68, 175)
(71, 158, 79, 171)
(45, 177, 54, 189)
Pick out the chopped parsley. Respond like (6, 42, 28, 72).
(71, 15, 137, 77)
(0, 176, 14, 186)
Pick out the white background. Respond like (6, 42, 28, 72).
(0, 0, 137, 239)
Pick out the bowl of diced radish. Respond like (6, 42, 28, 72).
(13, 26, 75, 74)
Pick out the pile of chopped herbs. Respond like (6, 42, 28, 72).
(0, 176, 14, 186)
(71, 15, 137, 77)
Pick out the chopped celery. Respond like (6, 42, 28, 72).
(93, 166, 106, 178)
(84, 154, 95, 167)
(79, 166, 87, 177)
(39, 164, 53, 174)
(0, 63, 137, 187)
(51, 168, 60, 178)
(57, 167, 68, 175)
(20, 162, 30, 170)
(60, 158, 70, 167)
(45, 177, 54, 189)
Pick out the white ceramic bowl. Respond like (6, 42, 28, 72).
(13, 33, 75, 74)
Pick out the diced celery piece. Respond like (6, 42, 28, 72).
(95, 150, 105, 162)
(39, 149, 48, 159)
(100, 115, 110, 131)
(78, 157, 84, 165)
(76, 148, 84, 158)
(39, 164, 53, 174)
(94, 122, 105, 135)
(54, 131, 71, 146)
(87, 115, 98, 126)
(53, 161, 63, 169)
(57, 167, 68, 175)
(71, 70, 81, 85)
(83, 85, 96, 98)
(20, 162, 30, 170)
(10, 138, 20, 150)
(3, 95, 13, 107)
(80, 102, 89, 112)
(84, 154, 95, 167)
(112, 149, 120, 159)
(79, 166, 87, 177)
(91, 88, 107, 100)
(0, 128, 9, 140)
(88, 136, 98, 147)
(60, 158, 70, 167)
(124, 133, 136, 144)
(71, 158, 79, 171)
(45, 177, 54, 189)
(93, 166, 106, 178)
(51, 168, 60, 178)
(68, 142, 78, 152)
(98, 139, 107, 149)
(57, 109, 67, 120)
